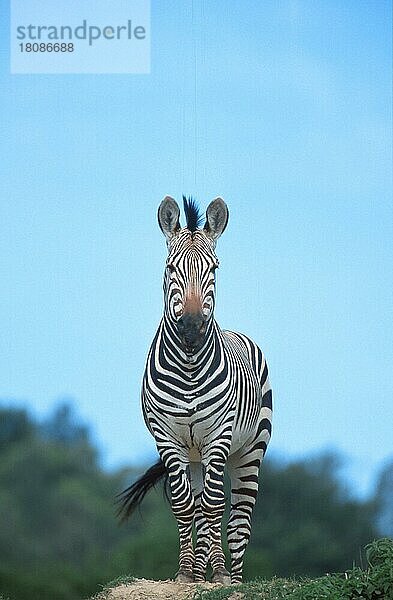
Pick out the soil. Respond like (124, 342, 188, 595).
(93, 578, 227, 600)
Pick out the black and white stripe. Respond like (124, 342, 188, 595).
(119, 196, 272, 584)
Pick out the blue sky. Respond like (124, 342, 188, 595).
(0, 0, 392, 496)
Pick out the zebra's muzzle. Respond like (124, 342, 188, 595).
(177, 313, 207, 355)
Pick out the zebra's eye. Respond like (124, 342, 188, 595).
(167, 263, 176, 273)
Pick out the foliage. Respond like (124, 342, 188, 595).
(0, 402, 388, 600)
(375, 459, 393, 537)
(0, 403, 134, 600)
(245, 454, 377, 578)
(193, 538, 393, 600)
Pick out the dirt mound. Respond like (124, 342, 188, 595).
(94, 578, 226, 600)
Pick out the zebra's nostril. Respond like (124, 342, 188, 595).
(177, 313, 206, 352)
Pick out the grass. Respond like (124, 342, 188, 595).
(194, 539, 393, 600)
(93, 538, 393, 600)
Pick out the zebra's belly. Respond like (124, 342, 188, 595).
(146, 394, 237, 463)
(229, 393, 267, 455)
(229, 424, 260, 455)
(169, 408, 232, 453)
(164, 410, 262, 462)
(230, 419, 258, 455)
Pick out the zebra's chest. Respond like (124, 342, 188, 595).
(144, 360, 260, 452)
(144, 365, 235, 442)
(153, 375, 235, 420)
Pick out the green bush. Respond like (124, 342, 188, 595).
(0, 403, 388, 600)
(195, 538, 393, 600)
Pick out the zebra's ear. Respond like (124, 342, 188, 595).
(158, 196, 181, 240)
(204, 198, 229, 241)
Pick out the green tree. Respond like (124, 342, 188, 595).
(0, 403, 131, 600)
(0, 403, 383, 600)
(375, 458, 393, 537)
(245, 454, 377, 579)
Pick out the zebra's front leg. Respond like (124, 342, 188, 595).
(166, 460, 195, 581)
(201, 458, 230, 585)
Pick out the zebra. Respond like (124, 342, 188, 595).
(118, 196, 272, 585)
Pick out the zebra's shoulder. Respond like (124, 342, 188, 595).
(222, 329, 262, 353)
(222, 330, 267, 380)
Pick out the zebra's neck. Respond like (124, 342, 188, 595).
(161, 313, 222, 372)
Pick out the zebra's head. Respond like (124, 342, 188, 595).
(158, 196, 229, 356)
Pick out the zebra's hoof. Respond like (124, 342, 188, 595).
(175, 569, 194, 583)
(212, 567, 231, 585)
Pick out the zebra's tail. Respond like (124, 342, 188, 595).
(116, 459, 169, 522)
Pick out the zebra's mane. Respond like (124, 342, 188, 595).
(183, 196, 204, 232)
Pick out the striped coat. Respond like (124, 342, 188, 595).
(119, 197, 272, 585)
